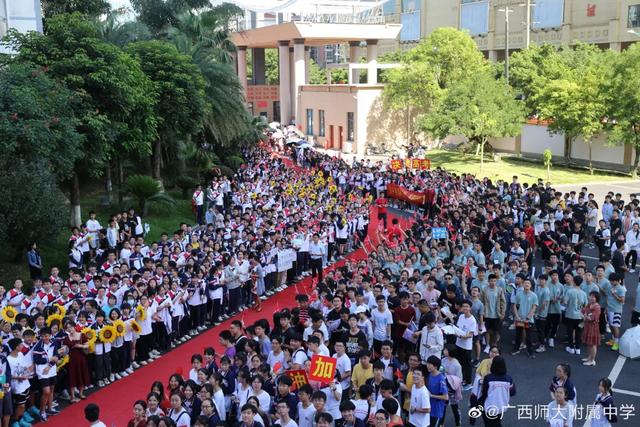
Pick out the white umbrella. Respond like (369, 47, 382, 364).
(286, 125, 304, 138)
(272, 130, 284, 139)
(298, 142, 313, 149)
(619, 326, 640, 359)
(269, 121, 280, 129)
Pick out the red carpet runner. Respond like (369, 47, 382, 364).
(48, 208, 411, 426)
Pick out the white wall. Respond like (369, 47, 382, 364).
(572, 133, 625, 165)
(521, 124, 565, 156)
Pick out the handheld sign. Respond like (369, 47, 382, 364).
(285, 369, 309, 391)
(308, 354, 337, 384)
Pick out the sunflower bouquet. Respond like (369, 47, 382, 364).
(1, 306, 18, 323)
(52, 303, 66, 318)
(113, 319, 126, 337)
(129, 319, 142, 334)
(98, 325, 117, 344)
(81, 327, 97, 346)
(56, 355, 70, 369)
(135, 305, 146, 321)
(46, 312, 64, 327)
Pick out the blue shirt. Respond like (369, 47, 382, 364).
(427, 373, 448, 418)
(535, 286, 551, 318)
(564, 286, 588, 320)
(606, 284, 626, 314)
(515, 290, 538, 321)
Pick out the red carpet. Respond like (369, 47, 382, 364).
(48, 207, 413, 426)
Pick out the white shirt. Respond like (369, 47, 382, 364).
(334, 353, 352, 390)
(297, 402, 316, 427)
(371, 307, 393, 341)
(455, 314, 477, 350)
(7, 353, 30, 393)
(409, 384, 431, 426)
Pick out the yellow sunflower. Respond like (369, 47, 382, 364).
(56, 355, 69, 369)
(88, 342, 95, 354)
(81, 327, 97, 345)
(46, 313, 63, 327)
(135, 305, 146, 321)
(53, 303, 66, 318)
(98, 325, 117, 344)
(130, 320, 142, 334)
(113, 319, 126, 337)
(1, 306, 18, 324)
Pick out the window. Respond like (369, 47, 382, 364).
(630, 5, 640, 28)
(306, 108, 314, 135)
(347, 112, 354, 141)
(273, 101, 280, 123)
(319, 110, 325, 137)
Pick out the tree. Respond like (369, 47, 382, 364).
(0, 161, 68, 259)
(125, 175, 175, 216)
(98, 11, 153, 47)
(309, 59, 326, 84)
(606, 43, 640, 177)
(126, 40, 207, 182)
(543, 149, 553, 182)
(168, 10, 250, 148)
(384, 28, 487, 144)
(509, 44, 566, 117)
(422, 71, 524, 172)
(536, 43, 611, 173)
(5, 13, 158, 226)
(42, 0, 111, 22)
(130, 0, 211, 35)
(265, 48, 279, 85)
(0, 63, 83, 181)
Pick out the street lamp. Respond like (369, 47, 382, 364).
(498, 7, 514, 84)
(521, 1, 536, 49)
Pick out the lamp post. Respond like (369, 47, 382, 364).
(521, 0, 536, 49)
(498, 7, 514, 84)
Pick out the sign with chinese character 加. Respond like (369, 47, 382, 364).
(285, 369, 309, 391)
(308, 354, 337, 383)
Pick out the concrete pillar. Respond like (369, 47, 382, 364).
(252, 47, 266, 85)
(366, 39, 378, 84)
(488, 50, 498, 62)
(293, 38, 306, 125)
(289, 47, 295, 124)
(237, 46, 248, 98)
(610, 42, 622, 52)
(305, 46, 311, 83)
(349, 41, 361, 84)
(278, 41, 291, 125)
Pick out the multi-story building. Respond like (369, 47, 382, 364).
(0, 0, 43, 54)
(382, 0, 640, 56)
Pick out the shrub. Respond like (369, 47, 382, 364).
(175, 175, 198, 199)
(125, 174, 176, 215)
(224, 155, 245, 170)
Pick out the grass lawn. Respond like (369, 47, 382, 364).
(425, 150, 630, 185)
(0, 190, 194, 287)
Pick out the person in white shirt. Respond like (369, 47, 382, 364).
(192, 185, 205, 225)
(455, 300, 478, 388)
(408, 366, 431, 427)
(547, 387, 576, 427)
(274, 400, 298, 427)
(86, 211, 102, 251)
(418, 312, 444, 363)
(333, 340, 352, 395)
(84, 403, 107, 427)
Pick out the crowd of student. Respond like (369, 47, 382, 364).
(2, 142, 637, 427)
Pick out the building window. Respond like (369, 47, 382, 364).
(347, 112, 354, 141)
(630, 5, 640, 28)
(306, 108, 314, 135)
(319, 110, 325, 137)
(273, 101, 280, 123)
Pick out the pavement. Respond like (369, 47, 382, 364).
(453, 243, 640, 427)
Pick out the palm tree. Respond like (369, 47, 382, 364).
(168, 5, 250, 148)
(97, 10, 152, 48)
(125, 174, 176, 215)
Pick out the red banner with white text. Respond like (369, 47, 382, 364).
(386, 183, 435, 206)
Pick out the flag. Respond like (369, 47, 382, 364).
(273, 361, 283, 374)
(394, 368, 404, 381)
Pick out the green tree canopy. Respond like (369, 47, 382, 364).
(536, 43, 611, 173)
(41, 0, 111, 21)
(0, 161, 68, 258)
(126, 40, 207, 180)
(0, 63, 83, 180)
(130, 0, 212, 35)
(606, 43, 640, 175)
(4, 13, 158, 225)
(384, 27, 488, 113)
(422, 71, 524, 171)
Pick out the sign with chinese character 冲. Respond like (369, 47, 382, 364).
(308, 354, 337, 383)
(285, 369, 309, 391)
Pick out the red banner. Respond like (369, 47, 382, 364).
(387, 183, 435, 206)
(308, 354, 337, 384)
(389, 158, 430, 171)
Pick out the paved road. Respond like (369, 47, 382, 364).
(451, 244, 640, 427)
